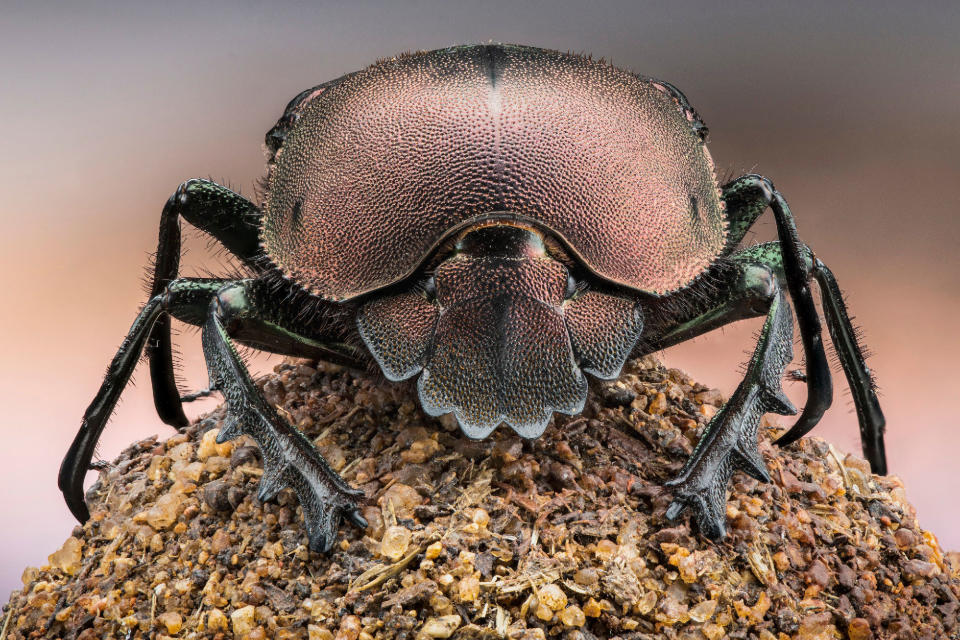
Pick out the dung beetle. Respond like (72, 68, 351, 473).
(60, 44, 886, 552)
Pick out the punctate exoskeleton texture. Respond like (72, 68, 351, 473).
(261, 45, 726, 301)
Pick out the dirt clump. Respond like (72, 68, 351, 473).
(4, 356, 958, 639)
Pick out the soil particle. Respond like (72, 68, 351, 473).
(5, 356, 959, 639)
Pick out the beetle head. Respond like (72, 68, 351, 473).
(356, 221, 644, 439)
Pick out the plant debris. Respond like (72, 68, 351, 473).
(5, 356, 959, 639)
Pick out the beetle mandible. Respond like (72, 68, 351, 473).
(60, 44, 886, 552)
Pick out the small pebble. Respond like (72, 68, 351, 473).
(336, 615, 361, 640)
(207, 608, 229, 631)
(538, 583, 567, 611)
(688, 599, 717, 623)
(420, 614, 461, 638)
(203, 480, 234, 512)
(47, 537, 82, 575)
(559, 605, 586, 627)
(231, 605, 257, 636)
(6, 356, 958, 640)
(458, 575, 480, 603)
(847, 617, 873, 640)
(379, 525, 411, 561)
(157, 611, 182, 634)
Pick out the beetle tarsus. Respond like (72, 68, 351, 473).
(211, 394, 367, 553)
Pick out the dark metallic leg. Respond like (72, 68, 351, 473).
(59, 278, 231, 523)
(733, 242, 886, 473)
(644, 260, 776, 353)
(646, 234, 887, 474)
(146, 180, 263, 428)
(722, 175, 871, 462)
(202, 281, 367, 552)
(811, 259, 886, 473)
(665, 287, 797, 538)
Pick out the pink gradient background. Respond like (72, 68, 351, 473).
(2, 2, 958, 602)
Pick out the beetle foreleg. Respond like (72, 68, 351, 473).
(665, 286, 796, 539)
(146, 180, 263, 428)
(201, 281, 367, 553)
(643, 260, 777, 352)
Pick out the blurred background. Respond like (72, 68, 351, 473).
(2, 1, 958, 602)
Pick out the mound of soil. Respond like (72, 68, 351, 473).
(4, 357, 958, 640)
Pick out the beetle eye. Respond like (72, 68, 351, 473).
(565, 273, 577, 299)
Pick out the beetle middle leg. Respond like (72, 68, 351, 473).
(146, 179, 262, 428)
(59, 277, 235, 523)
(201, 280, 368, 552)
(720, 174, 885, 474)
